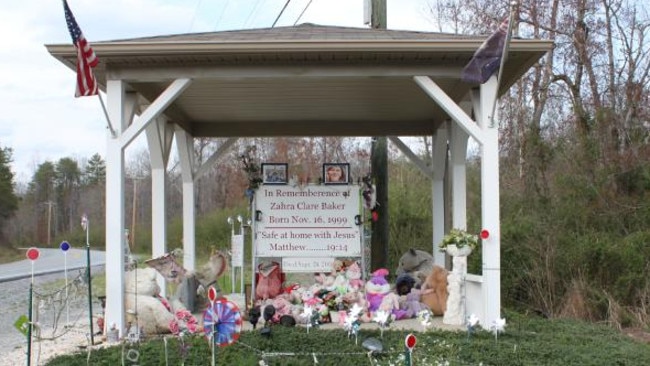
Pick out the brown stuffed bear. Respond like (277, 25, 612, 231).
(419, 265, 449, 316)
(395, 248, 435, 287)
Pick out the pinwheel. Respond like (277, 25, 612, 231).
(466, 313, 480, 340)
(343, 314, 360, 344)
(417, 309, 433, 330)
(491, 317, 506, 342)
(203, 298, 242, 347)
(373, 310, 390, 338)
(300, 306, 315, 333)
(349, 303, 364, 318)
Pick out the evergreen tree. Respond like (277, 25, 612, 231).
(0, 146, 18, 223)
(84, 153, 105, 186)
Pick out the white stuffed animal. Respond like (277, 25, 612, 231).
(124, 268, 175, 335)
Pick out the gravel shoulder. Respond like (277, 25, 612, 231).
(0, 267, 105, 366)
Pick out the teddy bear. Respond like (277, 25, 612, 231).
(395, 248, 435, 288)
(333, 272, 350, 296)
(395, 273, 416, 296)
(271, 296, 294, 323)
(124, 267, 175, 335)
(256, 261, 283, 300)
(365, 268, 391, 313)
(399, 288, 429, 319)
(341, 291, 371, 322)
(346, 262, 364, 292)
(420, 265, 449, 316)
(378, 292, 408, 320)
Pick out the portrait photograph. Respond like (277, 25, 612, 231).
(261, 163, 288, 185)
(323, 163, 349, 185)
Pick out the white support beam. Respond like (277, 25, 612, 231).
(194, 137, 239, 181)
(449, 119, 469, 232)
(146, 118, 172, 295)
(120, 78, 192, 148)
(413, 76, 484, 146)
(431, 127, 447, 266)
(388, 136, 432, 178)
(175, 126, 196, 271)
(104, 79, 127, 338)
(476, 76, 501, 325)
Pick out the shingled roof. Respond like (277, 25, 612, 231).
(46, 23, 552, 137)
(100, 23, 476, 43)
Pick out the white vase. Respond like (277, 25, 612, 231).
(444, 244, 473, 257)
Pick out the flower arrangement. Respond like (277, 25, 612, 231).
(169, 308, 199, 336)
(438, 228, 478, 252)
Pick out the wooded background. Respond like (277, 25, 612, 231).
(0, 0, 648, 328)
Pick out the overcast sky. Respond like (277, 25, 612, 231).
(0, 0, 438, 184)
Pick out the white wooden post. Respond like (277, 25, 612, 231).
(431, 127, 447, 267)
(175, 127, 196, 272)
(105, 80, 127, 337)
(478, 77, 501, 325)
(146, 118, 172, 295)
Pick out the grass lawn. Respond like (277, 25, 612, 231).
(45, 310, 650, 365)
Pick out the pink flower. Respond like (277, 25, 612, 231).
(186, 322, 197, 333)
(175, 309, 192, 320)
(169, 319, 180, 335)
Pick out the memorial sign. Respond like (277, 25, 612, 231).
(254, 185, 361, 258)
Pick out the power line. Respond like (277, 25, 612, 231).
(187, 0, 204, 32)
(243, 0, 264, 28)
(214, 0, 231, 31)
(272, 0, 291, 28)
(293, 0, 314, 25)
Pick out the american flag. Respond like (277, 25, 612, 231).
(64, 0, 99, 97)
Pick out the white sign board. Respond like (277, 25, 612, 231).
(282, 257, 336, 273)
(255, 185, 361, 257)
(231, 234, 244, 267)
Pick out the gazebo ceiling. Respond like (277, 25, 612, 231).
(46, 23, 552, 137)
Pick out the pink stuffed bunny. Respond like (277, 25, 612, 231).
(365, 268, 390, 312)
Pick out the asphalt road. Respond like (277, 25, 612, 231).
(0, 248, 105, 282)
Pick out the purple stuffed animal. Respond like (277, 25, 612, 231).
(399, 288, 429, 318)
(365, 268, 390, 312)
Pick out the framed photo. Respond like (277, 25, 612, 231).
(261, 163, 288, 185)
(323, 163, 350, 185)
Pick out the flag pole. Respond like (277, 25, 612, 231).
(97, 93, 117, 137)
(82, 214, 95, 345)
(489, 2, 517, 128)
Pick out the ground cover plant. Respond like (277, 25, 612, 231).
(46, 311, 650, 366)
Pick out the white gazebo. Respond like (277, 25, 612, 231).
(46, 23, 551, 337)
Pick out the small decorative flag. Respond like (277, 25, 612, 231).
(63, 0, 99, 97)
(81, 213, 88, 230)
(461, 18, 509, 84)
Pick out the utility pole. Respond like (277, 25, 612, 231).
(370, 0, 387, 29)
(43, 201, 56, 246)
(130, 176, 143, 251)
(370, 0, 389, 271)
